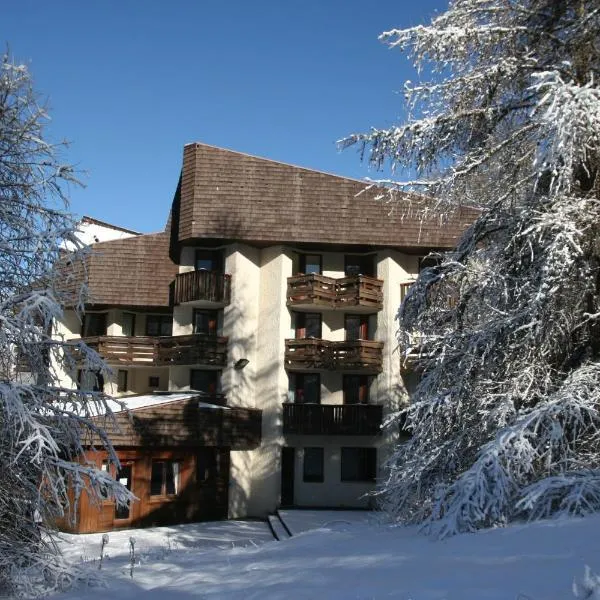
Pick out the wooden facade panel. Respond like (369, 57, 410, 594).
(59, 448, 230, 533)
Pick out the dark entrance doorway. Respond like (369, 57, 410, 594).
(281, 447, 295, 507)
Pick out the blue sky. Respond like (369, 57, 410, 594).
(5, 1, 446, 233)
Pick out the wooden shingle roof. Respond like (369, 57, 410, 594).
(175, 142, 475, 249)
(77, 232, 177, 308)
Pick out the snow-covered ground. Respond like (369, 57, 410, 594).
(53, 511, 600, 599)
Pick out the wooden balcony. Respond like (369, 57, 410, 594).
(79, 334, 227, 367)
(174, 270, 231, 306)
(284, 339, 383, 373)
(282, 402, 383, 435)
(287, 274, 383, 312)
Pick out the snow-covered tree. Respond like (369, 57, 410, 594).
(342, 0, 600, 535)
(0, 54, 130, 596)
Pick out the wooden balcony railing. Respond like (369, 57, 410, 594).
(284, 339, 383, 373)
(287, 274, 383, 311)
(174, 270, 232, 305)
(79, 334, 227, 367)
(282, 402, 383, 435)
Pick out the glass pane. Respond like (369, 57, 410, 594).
(160, 316, 173, 336)
(345, 316, 360, 341)
(303, 448, 324, 482)
(150, 462, 163, 496)
(146, 316, 159, 336)
(122, 312, 135, 337)
(115, 464, 132, 519)
(165, 462, 178, 495)
(191, 370, 218, 393)
(84, 313, 107, 337)
(305, 314, 321, 338)
(117, 370, 128, 392)
(301, 254, 321, 275)
(344, 375, 360, 404)
(303, 374, 320, 404)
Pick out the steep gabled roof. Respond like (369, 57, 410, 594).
(175, 142, 475, 249)
(67, 232, 177, 308)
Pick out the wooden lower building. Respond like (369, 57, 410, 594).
(58, 393, 261, 533)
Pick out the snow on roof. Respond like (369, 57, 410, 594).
(106, 392, 230, 414)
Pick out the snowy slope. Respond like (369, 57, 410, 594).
(54, 514, 600, 599)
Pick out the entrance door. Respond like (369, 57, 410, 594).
(115, 463, 133, 521)
(280, 447, 295, 507)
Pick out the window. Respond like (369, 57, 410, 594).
(148, 376, 160, 388)
(82, 313, 107, 337)
(146, 314, 172, 337)
(295, 312, 322, 339)
(77, 369, 104, 392)
(303, 448, 324, 483)
(195, 249, 223, 272)
(290, 373, 320, 404)
(122, 312, 136, 337)
(345, 314, 370, 341)
(419, 254, 441, 272)
(115, 463, 133, 519)
(193, 309, 218, 336)
(190, 369, 219, 394)
(197, 448, 217, 483)
(345, 255, 375, 277)
(341, 447, 377, 482)
(343, 375, 372, 405)
(117, 370, 128, 393)
(299, 254, 322, 275)
(150, 460, 180, 496)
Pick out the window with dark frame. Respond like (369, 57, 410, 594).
(294, 312, 322, 339)
(291, 373, 321, 404)
(345, 255, 375, 277)
(343, 375, 372, 405)
(190, 369, 219, 394)
(197, 448, 217, 484)
(148, 376, 160, 388)
(82, 312, 107, 337)
(117, 369, 128, 393)
(195, 249, 223, 272)
(146, 314, 172, 337)
(77, 369, 104, 392)
(345, 314, 370, 341)
(193, 309, 218, 336)
(150, 460, 180, 497)
(299, 254, 322, 275)
(303, 447, 324, 483)
(122, 312, 136, 337)
(341, 447, 377, 482)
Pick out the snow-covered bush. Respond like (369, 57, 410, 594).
(0, 54, 130, 596)
(342, 0, 600, 534)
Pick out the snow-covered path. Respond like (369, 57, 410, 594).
(54, 513, 599, 599)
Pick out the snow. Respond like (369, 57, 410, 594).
(105, 392, 231, 414)
(52, 512, 600, 599)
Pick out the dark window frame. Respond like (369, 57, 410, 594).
(148, 375, 160, 388)
(344, 254, 376, 277)
(193, 309, 218, 336)
(195, 249, 223, 272)
(81, 312, 108, 337)
(190, 369, 220, 394)
(303, 447, 324, 483)
(343, 374, 372, 405)
(291, 373, 321, 404)
(117, 369, 128, 393)
(150, 460, 181, 497)
(145, 314, 173, 337)
(122, 312, 136, 337)
(295, 312, 322, 339)
(341, 447, 377, 482)
(345, 314, 370, 341)
(298, 254, 322, 275)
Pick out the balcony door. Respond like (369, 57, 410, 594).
(295, 313, 322, 339)
(290, 373, 320, 404)
(190, 369, 219, 394)
(82, 312, 107, 337)
(193, 309, 218, 336)
(345, 255, 375, 277)
(280, 447, 295, 507)
(343, 375, 372, 405)
(195, 249, 223, 272)
(345, 314, 370, 341)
